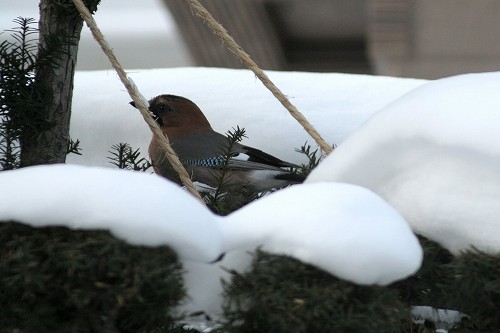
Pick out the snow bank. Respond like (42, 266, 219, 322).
(68, 67, 425, 167)
(0, 164, 222, 262)
(224, 182, 422, 285)
(0, 164, 422, 286)
(307, 71, 500, 255)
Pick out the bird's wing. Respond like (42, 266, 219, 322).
(226, 158, 284, 171)
(238, 145, 299, 169)
(172, 130, 297, 171)
(171, 130, 231, 160)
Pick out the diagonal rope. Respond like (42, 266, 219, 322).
(184, 0, 334, 155)
(71, 0, 204, 202)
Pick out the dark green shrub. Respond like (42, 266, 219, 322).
(393, 237, 499, 332)
(218, 250, 409, 333)
(440, 249, 500, 330)
(0, 222, 185, 333)
(392, 236, 455, 308)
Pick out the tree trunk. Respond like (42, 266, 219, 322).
(19, 0, 84, 167)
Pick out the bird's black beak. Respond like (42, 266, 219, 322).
(129, 100, 163, 126)
(130, 100, 163, 126)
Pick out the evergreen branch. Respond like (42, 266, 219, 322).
(213, 126, 247, 199)
(0, 17, 43, 171)
(67, 138, 82, 156)
(202, 126, 259, 215)
(292, 141, 335, 177)
(107, 143, 151, 171)
(108, 143, 128, 169)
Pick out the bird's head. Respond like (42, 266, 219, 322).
(130, 94, 213, 138)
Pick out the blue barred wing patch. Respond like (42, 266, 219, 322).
(185, 156, 225, 167)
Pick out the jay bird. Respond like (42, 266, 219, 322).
(130, 94, 304, 192)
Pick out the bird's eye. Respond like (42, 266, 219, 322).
(159, 104, 172, 113)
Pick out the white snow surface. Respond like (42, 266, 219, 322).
(67, 67, 425, 167)
(0, 164, 222, 262)
(306, 71, 500, 255)
(223, 182, 423, 285)
(0, 164, 422, 287)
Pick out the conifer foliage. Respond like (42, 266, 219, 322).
(202, 127, 260, 215)
(108, 142, 152, 171)
(218, 243, 500, 333)
(440, 250, 500, 330)
(218, 250, 409, 333)
(0, 222, 185, 333)
(0, 17, 54, 170)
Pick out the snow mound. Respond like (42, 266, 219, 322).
(0, 165, 422, 285)
(306, 71, 500, 255)
(68, 67, 425, 167)
(0, 164, 222, 262)
(224, 182, 423, 285)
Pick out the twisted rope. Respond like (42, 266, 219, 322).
(184, 0, 334, 155)
(71, 0, 204, 202)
